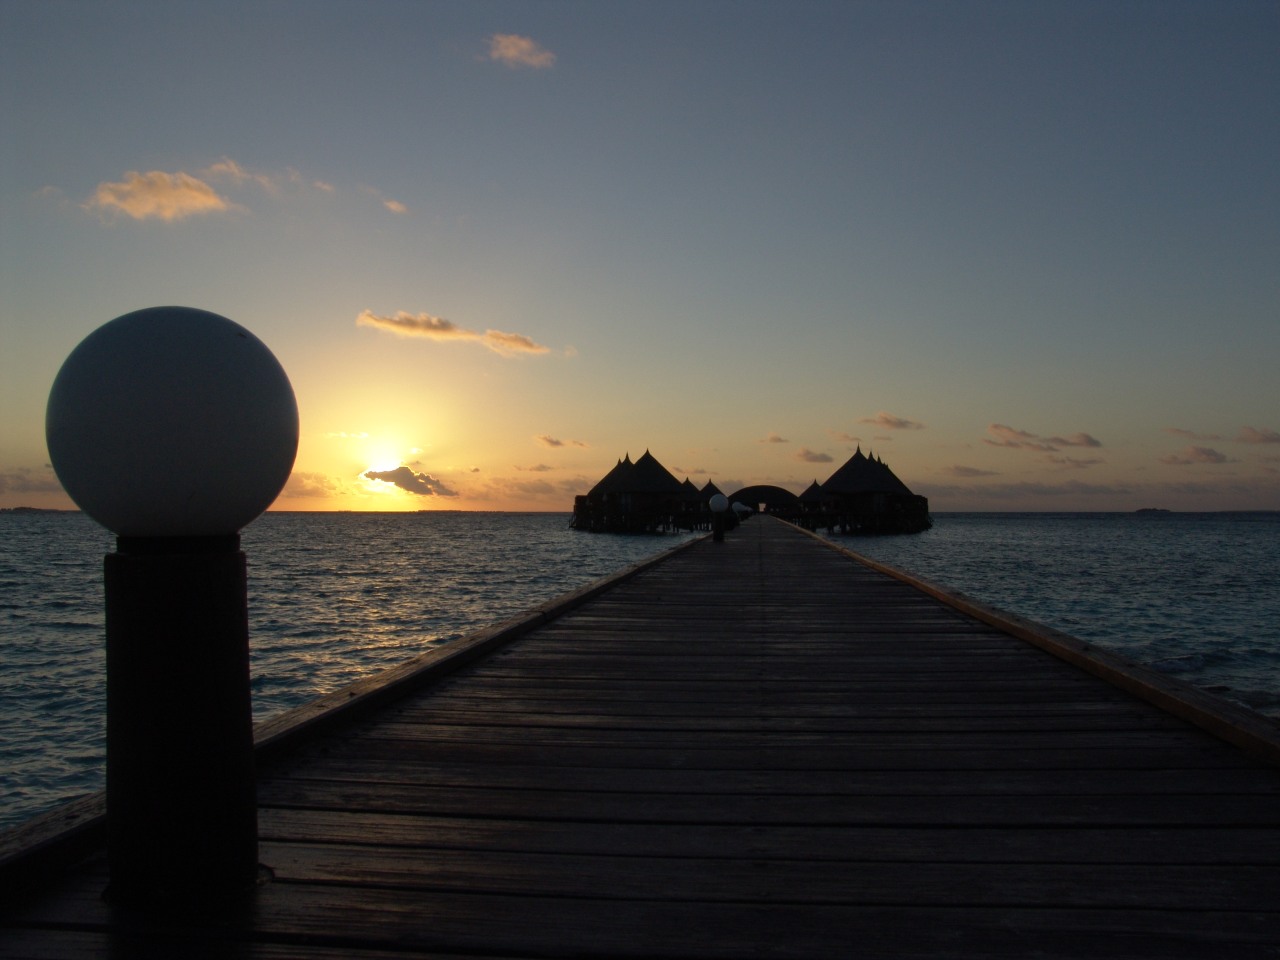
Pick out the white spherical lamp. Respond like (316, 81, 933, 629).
(709, 493, 728, 513)
(46, 306, 298, 537)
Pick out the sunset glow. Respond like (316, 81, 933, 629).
(2, 2, 1277, 516)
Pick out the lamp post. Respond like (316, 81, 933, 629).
(46, 307, 298, 904)
(709, 493, 729, 542)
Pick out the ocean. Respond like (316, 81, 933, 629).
(2, 509, 1277, 830)
(822, 511, 1280, 716)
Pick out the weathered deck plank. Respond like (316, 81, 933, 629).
(3, 516, 1280, 958)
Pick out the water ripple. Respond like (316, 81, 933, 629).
(0, 511, 691, 828)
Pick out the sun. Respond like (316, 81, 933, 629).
(364, 439, 408, 474)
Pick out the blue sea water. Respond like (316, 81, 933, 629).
(1, 509, 1277, 830)
(826, 512, 1280, 717)
(0, 511, 695, 829)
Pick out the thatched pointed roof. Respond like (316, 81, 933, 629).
(588, 450, 684, 498)
(629, 449, 686, 495)
(799, 479, 824, 502)
(821, 447, 913, 496)
(588, 454, 634, 497)
(699, 480, 723, 499)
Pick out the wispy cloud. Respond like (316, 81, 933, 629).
(943, 465, 999, 478)
(204, 158, 276, 191)
(487, 34, 556, 69)
(859, 411, 925, 431)
(536, 435, 588, 448)
(759, 433, 789, 444)
(828, 431, 862, 445)
(1169, 426, 1280, 445)
(357, 183, 407, 214)
(0, 467, 61, 494)
(485, 329, 548, 354)
(1164, 427, 1222, 441)
(364, 465, 458, 497)
(282, 472, 341, 498)
(918, 479, 1133, 501)
(795, 448, 833, 463)
(1159, 446, 1232, 466)
(472, 474, 587, 504)
(80, 159, 339, 222)
(357, 310, 549, 356)
(517, 464, 555, 473)
(1238, 426, 1280, 444)
(1046, 456, 1105, 470)
(85, 170, 231, 221)
(984, 423, 1101, 452)
(671, 465, 713, 476)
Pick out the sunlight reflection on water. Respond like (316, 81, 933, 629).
(0, 511, 693, 827)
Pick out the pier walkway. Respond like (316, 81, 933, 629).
(4, 517, 1280, 957)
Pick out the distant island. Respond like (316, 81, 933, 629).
(0, 506, 76, 514)
(1135, 508, 1173, 515)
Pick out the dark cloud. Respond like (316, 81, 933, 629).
(1159, 447, 1231, 466)
(759, 433, 789, 444)
(1238, 426, 1280, 444)
(1047, 433, 1102, 448)
(364, 466, 458, 497)
(517, 464, 555, 472)
(795, 448, 833, 463)
(536, 435, 588, 448)
(1045, 456, 1105, 470)
(943, 465, 999, 478)
(984, 423, 1101, 452)
(859, 412, 925, 431)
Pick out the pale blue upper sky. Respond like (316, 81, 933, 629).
(2, 0, 1277, 512)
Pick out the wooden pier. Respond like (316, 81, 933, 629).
(4, 517, 1280, 957)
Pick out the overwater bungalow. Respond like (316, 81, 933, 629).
(570, 451, 691, 533)
(573, 447, 930, 535)
(809, 447, 931, 534)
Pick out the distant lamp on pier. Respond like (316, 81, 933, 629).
(46, 306, 298, 905)
(709, 492, 729, 542)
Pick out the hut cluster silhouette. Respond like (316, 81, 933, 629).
(571, 448, 931, 535)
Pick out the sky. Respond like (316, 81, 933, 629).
(2, 0, 1277, 515)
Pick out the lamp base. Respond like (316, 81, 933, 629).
(104, 538, 259, 904)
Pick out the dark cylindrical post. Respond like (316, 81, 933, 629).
(104, 535, 258, 900)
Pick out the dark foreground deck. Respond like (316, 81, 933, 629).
(4, 518, 1280, 958)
